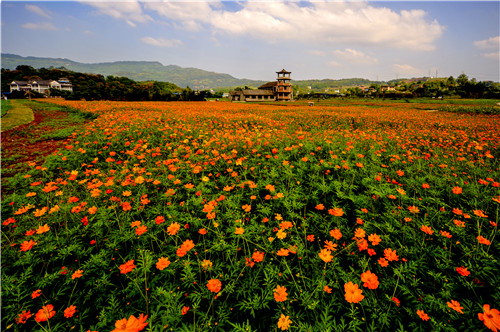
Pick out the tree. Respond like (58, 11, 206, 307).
(457, 74, 468, 86)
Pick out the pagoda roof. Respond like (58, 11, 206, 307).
(276, 69, 291, 74)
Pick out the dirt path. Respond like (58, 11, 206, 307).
(1, 99, 35, 132)
(1, 102, 86, 195)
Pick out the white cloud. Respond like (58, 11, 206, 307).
(83, 1, 153, 27)
(140, 36, 183, 48)
(25, 4, 52, 19)
(473, 36, 499, 49)
(308, 50, 327, 56)
(144, 1, 213, 32)
(393, 64, 423, 76)
(482, 51, 500, 60)
(21, 22, 57, 31)
(83, 30, 94, 35)
(141, 1, 443, 50)
(333, 48, 378, 64)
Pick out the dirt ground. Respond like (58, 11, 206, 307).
(1, 106, 76, 194)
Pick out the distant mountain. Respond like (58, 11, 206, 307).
(1, 53, 384, 91)
(1, 53, 266, 89)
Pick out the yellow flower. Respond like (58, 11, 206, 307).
(277, 314, 291, 330)
(277, 229, 287, 239)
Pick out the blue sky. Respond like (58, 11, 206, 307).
(2, 1, 499, 82)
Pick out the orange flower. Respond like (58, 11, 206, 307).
(135, 225, 147, 236)
(378, 257, 389, 267)
(242, 204, 251, 212)
(277, 314, 292, 331)
(478, 304, 500, 332)
(354, 228, 366, 238)
(20, 240, 37, 252)
(330, 229, 342, 240)
(111, 313, 148, 332)
(252, 251, 265, 263)
(234, 227, 245, 235)
(198, 228, 207, 235)
(474, 210, 488, 218)
(273, 285, 288, 302)
(176, 248, 187, 257)
(64, 305, 77, 318)
(344, 282, 364, 303)
(328, 207, 344, 217)
(122, 201, 132, 211)
(207, 278, 222, 293)
(279, 221, 293, 230)
(16, 310, 32, 324)
(456, 266, 470, 276)
(384, 248, 399, 262)
(447, 300, 464, 314)
(417, 309, 429, 321)
(265, 184, 275, 192)
(119, 260, 136, 274)
(420, 225, 434, 235)
(201, 259, 213, 270)
(277, 229, 288, 240)
(368, 233, 381, 245)
(35, 304, 56, 322)
(317, 249, 332, 263)
(32, 289, 42, 299)
(180, 239, 195, 252)
(477, 236, 491, 245)
(360, 270, 379, 289)
(167, 222, 181, 235)
(33, 207, 48, 217)
(72, 270, 83, 279)
(324, 285, 332, 293)
(130, 221, 141, 228)
(452, 186, 462, 194)
(422, 183, 430, 189)
(315, 204, 325, 210)
(276, 248, 290, 256)
(36, 224, 50, 234)
(324, 240, 337, 251)
(181, 306, 189, 315)
(408, 205, 420, 213)
(440, 230, 452, 238)
(156, 257, 171, 270)
(155, 216, 165, 225)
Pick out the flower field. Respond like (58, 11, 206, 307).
(2, 100, 499, 331)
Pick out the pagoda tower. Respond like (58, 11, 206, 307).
(276, 69, 293, 101)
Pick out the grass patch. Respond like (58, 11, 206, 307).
(1, 99, 12, 117)
(438, 105, 500, 114)
(1, 100, 34, 131)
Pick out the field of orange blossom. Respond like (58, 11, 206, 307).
(2, 100, 499, 331)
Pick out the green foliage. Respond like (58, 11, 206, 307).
(2, 99, 12, 117)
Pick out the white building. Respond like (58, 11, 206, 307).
(10, 78, 73, 94)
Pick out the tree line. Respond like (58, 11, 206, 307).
(344, 75, 500, 99)
(1, 65, 220, 101)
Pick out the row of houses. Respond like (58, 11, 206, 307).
(10, 78, 73, 94)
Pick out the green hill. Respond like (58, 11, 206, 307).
(2, 54, 385, 91)
(1, 54, 265, 90)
